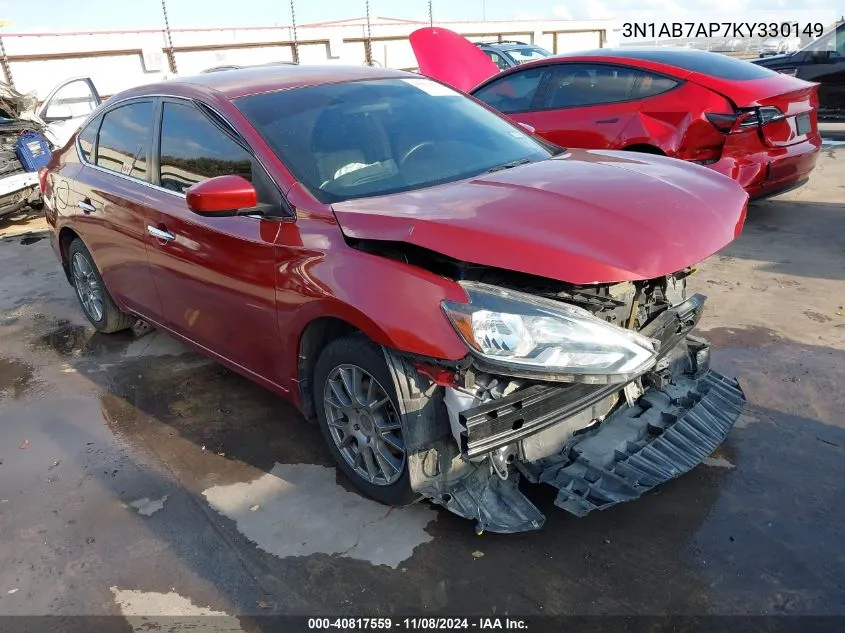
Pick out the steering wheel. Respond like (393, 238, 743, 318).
(400, 141, 437, 165)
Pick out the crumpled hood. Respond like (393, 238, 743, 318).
(332, 149, 749, 285)
(0, 82, 43, 126)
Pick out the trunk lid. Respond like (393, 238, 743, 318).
(332, 149, 749, 285)
(693, 73, 819, 148)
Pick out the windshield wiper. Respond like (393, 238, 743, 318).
(486, 158, 532, 173)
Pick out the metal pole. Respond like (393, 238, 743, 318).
(289, 0, 300, 64)
(482, 0, 486, 22)
(160, 0, 178, 74)
(364, 0, 373, 65)
(428, 0, 433, 26)
(0, 34, 12, 88)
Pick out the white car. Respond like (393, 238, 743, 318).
(0, 77, 101, 219)
(758, 38, 786, 56)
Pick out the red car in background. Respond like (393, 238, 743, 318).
(410, 28, 822, 200)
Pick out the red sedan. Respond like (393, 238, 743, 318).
(42, 65, 748, 533)
(410, 28, 822, 200)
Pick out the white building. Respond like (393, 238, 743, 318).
(1, 16, 615, 99)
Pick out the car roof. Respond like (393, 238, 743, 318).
(553, 47, 731, 65)
(472, 45, 779, 91)
(118, 64, 414, 101)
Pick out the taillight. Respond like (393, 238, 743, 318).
(704, 112, 738, 133)
(737, 106, 786, 129)
(706, 106, 786, 134)
(38, 167, 49, 194)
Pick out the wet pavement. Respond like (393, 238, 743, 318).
(0, 151, 844, 623)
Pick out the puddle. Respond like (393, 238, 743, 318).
(123, 331, 191, 358)
(703, 456, 736, 469)
(0, 358, 34, 399)
(698, 325, 786, 349)
(128, 495, 169, 516)
(111, 587, 244, 631)
(19, 235, 45, 245)
(203, 462, 436, 568)
(31, 320, 134, 358)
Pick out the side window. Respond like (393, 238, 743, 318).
(472, 67, 546, 114)
(96, 101, 155, 180)
(158, 101, 253, 194)
(484, 51, 509, 71)
(630, 72, 679, 100)
(77, 115, 102, 163)
(539, 64, 649, 110)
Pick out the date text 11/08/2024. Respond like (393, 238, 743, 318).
(307, 618, 528, 630)
(622, 22, 826, 39)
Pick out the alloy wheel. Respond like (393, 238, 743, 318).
(323, 364, 406, 486)
(71, 252, 104, 322)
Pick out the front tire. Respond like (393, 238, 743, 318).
(67, 238, 134, 333)
(313, 335, 416, 506)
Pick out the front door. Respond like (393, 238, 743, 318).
(38, 77, 102, 149)
(143, 98, 285, 385)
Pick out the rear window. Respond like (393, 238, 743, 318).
(95, 101, 155, 180)
(563, 49, 779, 80)
(77, 115, 101, 163)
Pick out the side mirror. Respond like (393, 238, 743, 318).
(810, 49, 831, 62)
(186, 175, 258, 217)
(517, 121, 536, 135)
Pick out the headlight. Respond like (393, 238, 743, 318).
(442, 282, 658, 384)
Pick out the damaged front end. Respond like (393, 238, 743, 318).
(384, 273, 746, 533)
(0, 82, 48, 219)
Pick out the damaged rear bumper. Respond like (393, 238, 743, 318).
(387, 294, 746, 534)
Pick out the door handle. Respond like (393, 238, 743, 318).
(147, 225, 176, 242)
(77, 200, 96, 214)
(596, 118, 619, 124)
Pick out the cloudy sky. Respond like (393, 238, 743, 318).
(1, 0, 841, 32)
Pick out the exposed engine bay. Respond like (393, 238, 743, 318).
(368, 244, 746, 533)
(0, 82, 49, 219)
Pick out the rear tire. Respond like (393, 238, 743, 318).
(67, 238, 135, 333)
(313, 335, 416, 506)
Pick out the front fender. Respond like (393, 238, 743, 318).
(275, 230, 471, 392)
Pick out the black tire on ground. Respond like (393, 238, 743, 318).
(313, 335, 416, 506)
(67, 238, 135, 333)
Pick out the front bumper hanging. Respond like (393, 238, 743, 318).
(538, 369, 745, 517)
(396, 294, 747, 534)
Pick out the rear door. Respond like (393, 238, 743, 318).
(524, 63, 638, 148)
(68, 99, 163, 319)
(144, 98, 285, 384)
(473, 63, 657, 150)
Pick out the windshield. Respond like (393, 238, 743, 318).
(507, 47, 552, 65)
(234, 77, 551, 204)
